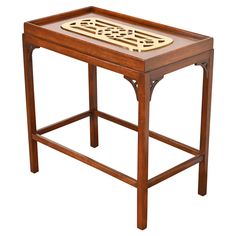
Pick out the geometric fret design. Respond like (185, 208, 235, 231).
(61, 18, 173, 52)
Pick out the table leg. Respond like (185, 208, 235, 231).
(23, 36, 39, 173)
(198, 50, 214, 196)
(88, 64, 99, 147)
(137, 75, 150, 229)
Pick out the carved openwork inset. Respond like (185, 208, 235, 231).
(61, 18, 173, 52)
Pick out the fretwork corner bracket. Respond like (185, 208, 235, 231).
(195, 61, 208, 73)
(124, 76, 164, 101)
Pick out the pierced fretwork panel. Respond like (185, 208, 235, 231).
(61, 18, 173, 52)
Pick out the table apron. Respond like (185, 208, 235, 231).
(23, 33, 143, 80)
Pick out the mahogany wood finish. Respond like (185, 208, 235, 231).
(148, 155, 203, 188)
(23, 39, 39, 173)
(95, 110, 200, 155)
(137, 75, 150, 229)
(197, 52, 214, 196)
(37, 111, 90, 135)
(32, 134, 137, 187)
(88, 64, 99, 147)
(23, 6, 214, 230)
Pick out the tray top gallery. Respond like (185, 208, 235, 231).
(24, 6, 213, 72)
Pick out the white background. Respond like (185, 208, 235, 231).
(1, 0, 235, 235)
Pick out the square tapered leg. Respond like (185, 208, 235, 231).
(88, 64, 99, 148)
(198, 51, 214, 196)
(23, 36, 39, 173)
(137, 74, 150, 230)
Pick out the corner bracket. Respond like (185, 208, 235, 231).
(124, 76, 164, 101)
(195, 61, 208, 73)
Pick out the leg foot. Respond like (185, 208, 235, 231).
(198, 160, 207, 196)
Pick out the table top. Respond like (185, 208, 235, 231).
(24, 6, 213, 73)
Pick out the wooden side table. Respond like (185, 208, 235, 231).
(23, 6, 214, 230)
